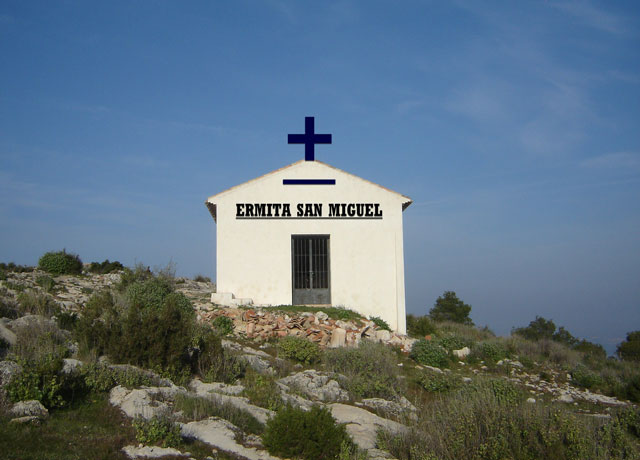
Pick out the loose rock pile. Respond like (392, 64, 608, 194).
(197, 307, 417, 352)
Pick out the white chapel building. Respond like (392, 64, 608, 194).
(205, 118, 412, 333)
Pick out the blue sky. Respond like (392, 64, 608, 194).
(1, 1, 639, 353)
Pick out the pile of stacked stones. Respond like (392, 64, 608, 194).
(195, 307, 417, 352)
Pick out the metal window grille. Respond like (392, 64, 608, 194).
(292, 235, 329, 289)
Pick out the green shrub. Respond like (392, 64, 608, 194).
(113, 366, 154, 388)
(126, 277, 174, 310)
(81, 363, 117, 392)
(87, 259, 124, 274)
(191, 325, 245, 383)
(475, 341, 508, 363)
(617, 331, 640, 362)
(406, 314, 436, 338)
(485, 379, 522, 405)
(132, 415, 181, 448)
(242, 371, 283, 411)
(369, 316, 391, 331)
(38, 250, 83, 275)
(35, 275, 55, 293)
(173, 393, 264, 434)
(377, 386, 638, 460)
(193, 274, 211, 283)
(324, 341, 400, 399)
(262, 404, 353, 460)
(410, 339, 449, 368)
(212, 315, 234, 336)
(12, 317, 70, 361)
(277, 336, 321, 364)
(437, 335, 471, 352)
(622, 374, 640, 403)
(571, 365, 604, 389)
(418, 372, 461, 393)
(75, 283, 196, 381)
(56, 311, 78, 331)
(0, 262, 34, 273)
(16, 290, 60, 317)
(7, 354, 85, 408)
(0, 298, 19, 319)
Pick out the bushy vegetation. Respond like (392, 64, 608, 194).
(132, 415, 182, 448)
(16, 290, 60, 317)
(242, 371, 283, 411)
(74, 266, 236, 385)
(513, 316, 606, 359)
(369, 316, 391, 331)
(277, 335, 321, 364)
(262, 404, 354, 460)
(429, 291, 473, 325)
(406, 314, 436, 338)
(193, 274, 211, 283)
(378, 383, 640, 460)
(87, 259, 124, 274)
(38, 250, 83, 275)
(324, 340, 401, 400)
(0, 262, 34, 273)
(410, 339, 449, 368)
(212, 315, 235, 336)
(618, 331, 640, 362)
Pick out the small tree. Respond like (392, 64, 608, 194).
(512, 316, 556, 341)
(429, 291, 473, 325)
(617, 331, 640, 362)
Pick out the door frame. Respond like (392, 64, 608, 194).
(290, 234, 331, 305)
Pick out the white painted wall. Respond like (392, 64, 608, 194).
(206, 160, 411, 334)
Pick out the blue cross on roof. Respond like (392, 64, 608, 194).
(288, 116, 332, 161)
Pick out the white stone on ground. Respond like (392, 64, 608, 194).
(329, 403, 407, 450)
(277, 370, 349, 403)
(10, 400, 49, 418)
(122, 445, 190, 458)
(181, 417, 278, 460)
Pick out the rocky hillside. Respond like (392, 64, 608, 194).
(1, 266, 639, 460)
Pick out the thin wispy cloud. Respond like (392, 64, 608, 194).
(552, 1, 630, 36)
(580, 152, 640, 170)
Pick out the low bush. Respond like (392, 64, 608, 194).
(406, 314, 436, 338)
(212, 315, 234, 336)
(571, 365, 604, 389)
(6, 354, 85, 409)
(242, 371, 283, 411)
(191, 324, 245, 383)
(35, 275, 55, 293)
(132, 415, 181, 448)
(87, 259, 124, 274)
(369, 316, 391, 331)
(378, 382, 638, 460)
(262, 404, 354, 460)
(410, 339, 449, 368)
(193, 274, 211, 283)
(418, 372, 461, 393)
(16, 290, 60, 317)
(474, 341, 508, 363)
(324, 340, 400, 399)
(38, 250, 83, 275)
(56, 311, 78, 331)
(11, 317, 70, 361)
(0, 263, 34, 273)
(437, 335, 471, 353)
(0, 297, 19, 319)
(174, 393, 264, 434)
(277, 336, 321, 364)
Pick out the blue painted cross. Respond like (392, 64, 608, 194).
(288, 116, 332, 161)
